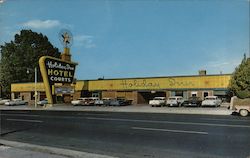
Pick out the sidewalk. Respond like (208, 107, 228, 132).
(0, 103, 233, 115)
(0, 144, 67, 158)
(0, 140, 117, 158)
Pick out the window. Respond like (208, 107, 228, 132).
(175, 91, 183, 97)
(31, 92, 35, 100)
(92, 92, 100, 98)
(203, 92, 209, 98)
(14, 92, 20, 99)
(191, 91, 197, 97)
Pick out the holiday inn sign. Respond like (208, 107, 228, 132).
(39, 56, 77, 104)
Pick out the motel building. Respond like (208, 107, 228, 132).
(10, 70, 231, 105)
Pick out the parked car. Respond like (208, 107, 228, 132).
(234, 105, 250, 117)
(149, 97, 166, 107)
(166, 96, 184, 107)
(5, 99, 28, 106)
(182, 96, 202, 107)
(117, 97, 132, 105)
(87, 97, 99, 105)
(71, 98, 88, 106)
(103, 98, 112, 106)
(94, 98, 112, 106)
(109, 98, 132, 106)
(231, 97, 250, 117)
(94, 99, 104, 106)
(37, 98, 48, 106)
(201, 96, 222, 107)
(0, 99, 10, 105)
(110, 99, 123, 106)
(71, 97, 99, 106)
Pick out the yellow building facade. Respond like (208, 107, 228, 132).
(11, 74, 231, 105)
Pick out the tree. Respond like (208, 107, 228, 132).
(229, 54, 250, 99)
(0, 30, 61, 98)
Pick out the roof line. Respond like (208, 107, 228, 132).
(78, 73, 232, 81)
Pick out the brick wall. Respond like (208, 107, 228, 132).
(20, 92, 33, 106)
(73, 91, 81, 100)
(102, 91, 116, 99)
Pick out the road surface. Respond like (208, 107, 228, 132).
(0, 110, 250, 158)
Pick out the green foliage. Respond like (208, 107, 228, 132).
(229, 54, 250, 99)
(0, 30, 60, 98)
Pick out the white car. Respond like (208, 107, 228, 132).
(0, 99, 10, 105)
(5, 99, 28, 106)
(94, 98, 112, 106)
(149, 97, 166, 107)
(166, 96, 184, 107)
(234, 105, 250, 117)
(88, 97, 99, 105)
(71, 97, 99, 106)
(94, 99, 104, 106)
(37, 98, 48, 106)
(201, 96, 222, 107)
(71, 98, 88, 106)
(102, 98, 112, 106)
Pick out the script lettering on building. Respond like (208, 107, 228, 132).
(120, 79, 160, 89)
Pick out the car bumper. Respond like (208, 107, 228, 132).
(201, 104, 217, 106)
(167, 103, 179, 107)
(183, 103, 199, 107)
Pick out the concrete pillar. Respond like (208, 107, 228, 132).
(73, 91, 81, 100)
(165, 91, 171, 99)
(11, 93, 15, 100)
(132, 91, 138, 105)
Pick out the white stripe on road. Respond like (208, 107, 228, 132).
(3, 111, 29, 114)
(86, 117, 250, 128)
(1, 114, 40, 117)
(82, 113, 109, 116)
(6, 119, 43, 123)
(132, 127, 208, 135)
(201, 118, 250, 122)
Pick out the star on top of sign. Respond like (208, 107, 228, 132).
(59, 29, 73, 48)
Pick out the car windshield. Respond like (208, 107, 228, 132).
(102, 98, 110, 100)
(189, 97, 199, 100)
(168, 98, 176, 100)
(154, 98, 164, 100)
(206, 98, 216, 100)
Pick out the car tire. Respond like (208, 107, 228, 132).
(239, 109, 249, 117)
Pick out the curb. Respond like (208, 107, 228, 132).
(0, 139, 118, 158)
(0, 106, 233, 116)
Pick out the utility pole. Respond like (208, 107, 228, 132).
(27, 67, 37, 108)
(35, 67, 37, 108)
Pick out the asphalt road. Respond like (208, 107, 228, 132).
(0, 110, 250, 158)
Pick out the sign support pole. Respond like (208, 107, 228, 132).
(35, 67, 37, 108)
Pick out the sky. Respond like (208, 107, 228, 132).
(0, 0, 249, 80)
